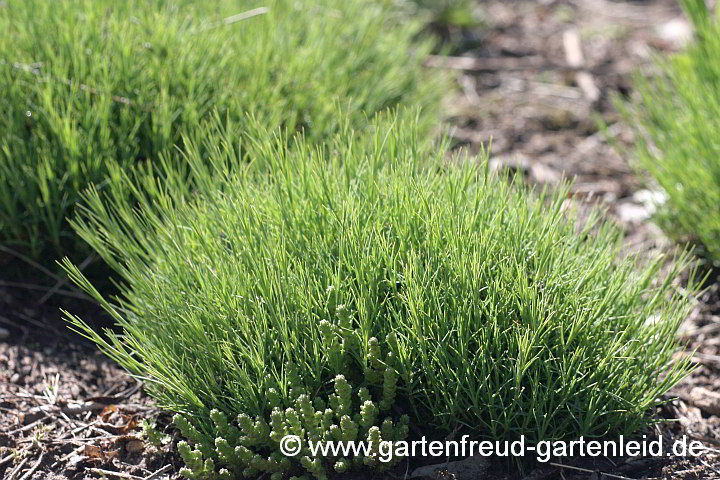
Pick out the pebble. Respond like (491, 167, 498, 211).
(616, 202, 651, 224)
(657, 18, 693, 50)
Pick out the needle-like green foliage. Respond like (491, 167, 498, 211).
(64, 111, 695, 477)
(623, 0, 720, 261)
(0, 0, 443, 259)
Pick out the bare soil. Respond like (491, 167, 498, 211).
(2, 0, 720, 479)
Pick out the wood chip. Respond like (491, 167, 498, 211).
(84, 444, 104, 459)
(425, 54, 549, 72)
(562, 29, 600, 102)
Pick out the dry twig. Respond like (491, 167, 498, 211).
(548, 461, 634, 480)
(17, 453, 44, 480)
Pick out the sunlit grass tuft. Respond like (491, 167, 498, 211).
(0, 0, 443, 259)
(65, 112, 695, 476)
(623, 0, 720, 262)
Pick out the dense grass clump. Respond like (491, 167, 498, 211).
(0, 0, 442, 258)
(66, 114, 694, 476)
(66, 113, 692, 476)
(624, 0, 720, 261)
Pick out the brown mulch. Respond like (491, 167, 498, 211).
(0, 288, 181, 480)
(2, 0, 720, 479)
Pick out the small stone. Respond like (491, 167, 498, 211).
(688, 387, 720, 416)
(657, 19, 692, 50)
(616, 202, 650, 224)
(126, 439, 145, 454)
(489, 153, 529, 175)
(632, 189, 667, 215)
(530, 162, 561, 184)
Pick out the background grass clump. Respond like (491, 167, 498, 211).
(0, 0, 443, 259)
(65, 112, 695, 477)
(624, 0, 720, 261)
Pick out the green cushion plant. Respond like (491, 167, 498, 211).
(0, 0, 442, 259)
(65, 111, 695, 478)
(622, 0, 720, 261)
